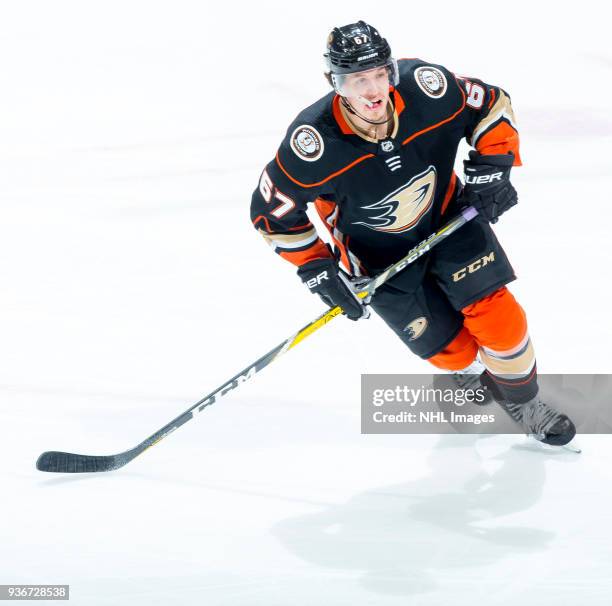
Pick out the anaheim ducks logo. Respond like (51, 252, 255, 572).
(354, 166, 437, 233)
(404, 317, 428, 341)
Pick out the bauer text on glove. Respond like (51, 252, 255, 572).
(462, 151, 517, 223)
(297, 259, 369, 321)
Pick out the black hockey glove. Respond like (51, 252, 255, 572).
(297, 258, 369, 321)
(462, 151, 517, 223)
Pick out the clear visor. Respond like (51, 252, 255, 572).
(330, 58, 399, 97)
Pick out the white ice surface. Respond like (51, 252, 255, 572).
(1, 1, 612, 604)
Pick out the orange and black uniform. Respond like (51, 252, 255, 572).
(251, 59, 538, 403)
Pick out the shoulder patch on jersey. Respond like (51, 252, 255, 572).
(414, 66, 447, 99)
(290, 125, 324, 162)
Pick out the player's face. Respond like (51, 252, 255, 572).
(343, 67, 391, 118)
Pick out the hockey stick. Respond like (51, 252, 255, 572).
(36, 206, 478, 473)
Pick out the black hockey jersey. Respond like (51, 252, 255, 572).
(250, 58, 520, 277)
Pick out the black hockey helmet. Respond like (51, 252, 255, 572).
(324, 21, 399, 94)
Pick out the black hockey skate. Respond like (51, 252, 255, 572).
(480, 372, 577, 446)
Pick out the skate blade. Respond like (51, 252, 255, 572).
(526, 435, 582, 454)
(561, 442, 582, 454)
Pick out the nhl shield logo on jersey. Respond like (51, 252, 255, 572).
(414, 66, 447, 99)
(354, 166, 437, 233)
(403, 317, 428, 341)
(290, 125, 325, 162)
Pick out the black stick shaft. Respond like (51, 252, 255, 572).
(36, 207, 477, 472)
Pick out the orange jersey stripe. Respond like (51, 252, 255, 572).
(487, 88, 496, 110)
(279, 239, 332, 266)
(401, 80, 466, 146)
(313, 197, 337, 221)
(440, 171, 457, 216)
(252, 215, 313, 233)
(476, 122, 522, 166)
(275, 149, 375, 189)
(313, 197, 362, 274)
(313, 197, 352, 271)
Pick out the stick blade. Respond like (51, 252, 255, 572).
(36, 451, 126, 473)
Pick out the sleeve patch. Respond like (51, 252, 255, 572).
(414, 66, 448, 99)
(289, 125, 325, 162)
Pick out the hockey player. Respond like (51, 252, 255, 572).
(250, 21, 575, 446)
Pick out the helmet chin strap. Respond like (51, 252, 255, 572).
(341, 96, 393, 126)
